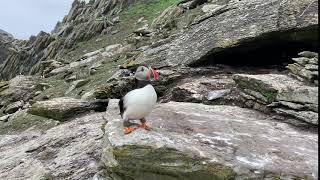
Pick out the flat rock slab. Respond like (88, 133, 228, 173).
(102, 99, 318, 179)
(233, 74, 318, 125)
(233, 74, 318, 104)
(28, 97, 108, 121)
(0, 112, 105, 180)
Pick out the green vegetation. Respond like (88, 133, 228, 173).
(121, 0, 182, 23)
(262, 91, 277, 103)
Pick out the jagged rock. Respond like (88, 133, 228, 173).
(287, 51, 318, 84)
(4, 101, 24, 114)
(65, 75, 77, 82)
(65, 79, 90, 94)
(0, 0, 135, 80)
(0, 76, 44, 107)
(0, 81, 9, 92)
(138, 0, 318, 67)
(274, 108, 318, 125)
(292, 57, 310, 65)
(112, 16, 120, 23)
(233, 74, 318, 105)
(298, 51, 318, 58)
(100, 99, 318, 179)
(0, 112, 104, 179)
(133, 25, 152, 37)
(0, 114, 11, 122)
(49, 44, 131, 76)
(151, 5, 185, 30)
(40, 59, 63, 77)
(233, 74, 318, 125)
(0, 29, 15, 65)
(28, 97, 108, 121)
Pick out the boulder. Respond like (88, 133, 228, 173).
(0, 76, 44, 109)
(233, 74, 318, 125)
(28, 97, 108, 121)
(4, 100, 24, 114)
(100, 99, 318, 179)
(0, 112, 104, 180)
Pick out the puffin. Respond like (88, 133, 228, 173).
(119, 65, 159, 134)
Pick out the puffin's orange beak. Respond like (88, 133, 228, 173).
(149, 67, 159, 80)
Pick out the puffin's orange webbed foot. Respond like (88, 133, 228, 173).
(139, 123, 151, 130)
(124, 127, 137, 134)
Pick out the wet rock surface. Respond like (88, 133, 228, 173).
(101, 99, 318, 180)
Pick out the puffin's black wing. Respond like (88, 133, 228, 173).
(118, 97, 125, 118)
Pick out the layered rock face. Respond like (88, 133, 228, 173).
(0, 29, 15, 65)
(287, 51, 318, 85)
(233, 73, 318, 125)
(138, 0, 318, 67)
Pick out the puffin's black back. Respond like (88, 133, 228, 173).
(119, 98, 124, 118)
(135, 79, 151, 89)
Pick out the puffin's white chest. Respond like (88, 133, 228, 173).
(123, 84, 157, 120)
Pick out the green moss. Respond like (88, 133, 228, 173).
(121, 0, 182, 23)
(110, 145, 236, 180)
(234, 76, 278, 103)
(0, 112, 56, 135)
(262, 91, 277, 103)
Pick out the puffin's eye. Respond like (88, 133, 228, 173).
(140, 68, 144, 72)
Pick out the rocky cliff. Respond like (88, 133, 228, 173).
(0, 0, 134, 80)
(0, 0, 318, 179)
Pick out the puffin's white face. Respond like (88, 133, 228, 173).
(134, 66, 159, 81)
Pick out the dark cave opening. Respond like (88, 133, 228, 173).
(191, 26, 318, 71)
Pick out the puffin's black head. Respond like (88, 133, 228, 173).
(134, 66, 159, 81)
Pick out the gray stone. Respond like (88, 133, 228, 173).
(233, 74, 318, 105)
(65, 79, 90, 94)
(4, 101, 24, 114)
(298, 51, 318, 58)
(0, 112, 104, 180)
(138, 0, 318, 67)
(28, 97, 108, 121)
(0, 114, 11, 122)
(207, 89, 230, 100)
(308, 57, 318, 65)
(279, 101, 305, 110)
(242, 89, 268, 103)
(292, 57, 310, 65)
(274, 108, 318, 125)
(101, 99, 318, 179)
(305, 64, 318, 70)
(0, 76, 43, 107)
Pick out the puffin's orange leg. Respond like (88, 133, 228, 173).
(124, 127, 137, 134)
(123, 120, 137, 134)
(139, 118, 151, 130)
